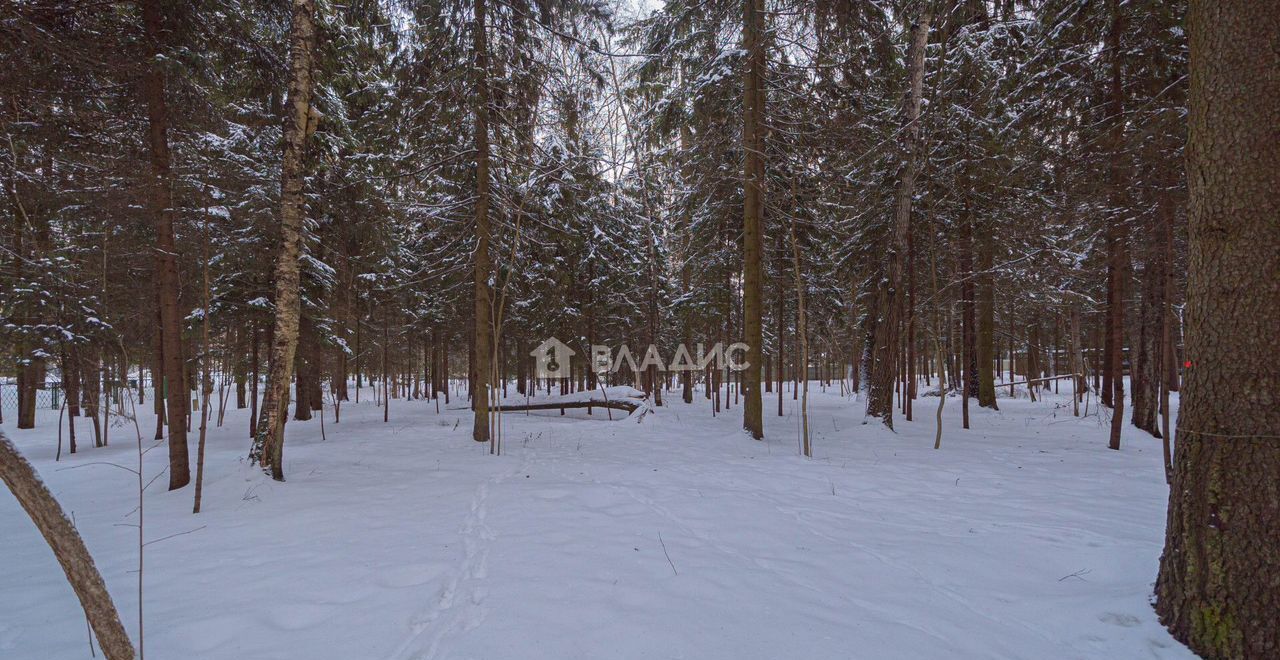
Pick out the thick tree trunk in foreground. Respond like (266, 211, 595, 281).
(866, 12, 930, 428)
(141, 0, 189, 489)
(1155, 1, 1280, 656)
(471, 0, 492, 443)
(740, 0, 765, 439)
(250, 0, 318, 480)
(0, 433, 134, 660)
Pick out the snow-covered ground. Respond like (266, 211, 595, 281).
(1, 380, 1193, 659)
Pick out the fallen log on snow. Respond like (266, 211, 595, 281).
(448, 386, 650, 418)
(488, 399, 641, 413)
(1000, 373, 1085, 388)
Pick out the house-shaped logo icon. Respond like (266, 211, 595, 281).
(531, 337, 575, 379)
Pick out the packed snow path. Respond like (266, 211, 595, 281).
(1, 383, 1192, 659)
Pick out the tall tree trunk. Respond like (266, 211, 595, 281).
(906, 216, 916, 421)
(16, 358, 38, 429)
(960, 212, 978, 416)
(249, 0, 318, 480)
(152, 312, 165, 440)
(193, 221, 213, 513)
(866, 11, 930, 427)
(740, 0, 765, 439)
(7, 137, 38, 430)
(976, 231, 997, 409)
(776, 254, 786, 416)
(293, 318, 313, 421)
(1131, 215, 1161, 436)
(471, 0, 492, 443)
(788, 209, 810, 457)
(1102, 307, 1114, 407)
(234, 333, 247, 410)
(141, 0, 189, 489)
(249, 323, 259, 438)
(354, 311, 363, 397)
(61, 347, 78, 454)
(81, 352, 102, 447)
(1069, 306, 1084, 416)
(1155, 2, 1279, 655)
(1159, 167, 1177, 479)
(1028, 316, 1041, 402)
(1105, 0, 1127, 451)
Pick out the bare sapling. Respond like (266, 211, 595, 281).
(193, 207, 212, 514)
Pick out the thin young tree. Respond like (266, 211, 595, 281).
(1104, 0, 1128, 451)
(193, 209, 212, 513)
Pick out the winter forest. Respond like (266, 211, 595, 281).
(1, 0, 1276, 658)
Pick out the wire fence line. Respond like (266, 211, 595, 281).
(0, 377, 155, 418)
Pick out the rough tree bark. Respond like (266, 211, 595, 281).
(1154, 1, 1280, 656)
(249, 0, 318, 480)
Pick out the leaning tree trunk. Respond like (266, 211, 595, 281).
(740, 0, 765, 439)
(1, 432, 135, 660)
(141, 0, 189, 489)
(1154, 1, 1280, 656)
(249, 0, 318, 481)
(470, 0, 493, 443)
(866, 11, 930, 427)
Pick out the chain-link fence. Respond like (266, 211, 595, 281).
(0, 377, 152, 420)
(0, 382, 63, 417)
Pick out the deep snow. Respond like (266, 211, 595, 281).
(1, 379, 1193, 659)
